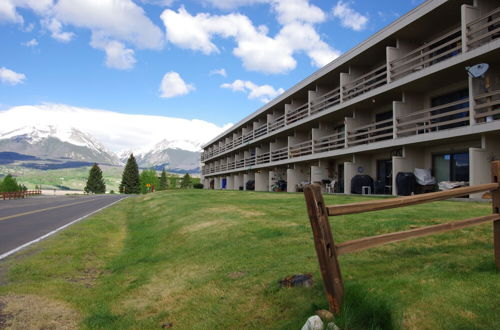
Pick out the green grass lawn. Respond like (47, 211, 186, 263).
(0, 190, 498, 329)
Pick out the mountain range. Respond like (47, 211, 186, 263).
(0, 125, 201, 173)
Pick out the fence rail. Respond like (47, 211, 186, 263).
(2, 190, 42, 200)
(304, 161, 500, 314)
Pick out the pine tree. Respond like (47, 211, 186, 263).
(85, 163, 106, 194)
(120, 154, 140, 194)
(158, 169, 169, 191)
(180, 173, 192, 189)
(0, 174, 21, 192)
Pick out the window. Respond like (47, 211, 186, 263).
(432, 152, 469, 182)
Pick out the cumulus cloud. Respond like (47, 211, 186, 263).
(221, 79, 284, 103)
(22, 38, 39, 47)
(332, 1, 368, 31)
(41, 17, 74, 42)
(159, 71, 195, 98)
(210, 68, 227, 77)
(161, 3, 339, 73)
(0, 67, 26, 85)
(2, 0, 164, 69)
(0, 104, 232, 152)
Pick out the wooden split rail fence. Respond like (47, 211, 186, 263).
(2, 190, 42, 200)
(304, 161, 500, 314)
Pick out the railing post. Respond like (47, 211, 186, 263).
(303, 184, 344, 313)
(491, 161, 500, 269)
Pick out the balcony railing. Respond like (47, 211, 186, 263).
(289, 140, 313, 158)
(243, 131, 254, 143)
(343, 64, 387, 101)
(233, 136, 243, 148)
(256, 152, 270, 164)
(245, 155, 256, 166)
(286, 102, 309, 125)
(396, 98, 469, 137)
(348, 118, 394, 146)
(466, 7, 500, 50)
(313, 131, 345, 153)
(271, 146, 289, 162)
(389, 26, 462, 81)
(235, 159, 245, 169)
(254, 123, 268, 138)
(474, 89, 500, 124)
(310, 88, 341, 115)
(268, 114, 285, 132)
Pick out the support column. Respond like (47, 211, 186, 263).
(255, 170, 269, 191)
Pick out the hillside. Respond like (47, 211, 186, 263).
(0, 190, 497, 329)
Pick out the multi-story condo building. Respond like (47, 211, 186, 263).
(201, 0, 500, 197)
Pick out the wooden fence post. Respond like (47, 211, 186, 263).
(491, 161, 500, 270)
(304, 184, 344, 313)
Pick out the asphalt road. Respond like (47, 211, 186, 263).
(0, 194, 128, 259)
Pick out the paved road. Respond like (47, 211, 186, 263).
(0, 194, 128, 259)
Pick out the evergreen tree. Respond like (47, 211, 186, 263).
(0, 174, 21, 192)
(180, 173, 192, 188)
(85, 163, 106, 194)
(120, 154, 140, 194)
(158, 169, 169, 191)
(139, 169, 160, 194)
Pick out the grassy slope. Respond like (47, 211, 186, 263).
(0, 190, 498, 329)
(0, 165, 124, 191)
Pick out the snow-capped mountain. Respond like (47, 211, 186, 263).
(0, 125, 123, 165)
(121, 139, 201, 173)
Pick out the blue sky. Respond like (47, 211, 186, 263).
(0, 0, 424, 150)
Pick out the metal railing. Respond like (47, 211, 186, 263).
(348, 118, 394, 146)
(313, 131, 345, 153)
(271, 146, 289, 162)
(389, 26, 462, 81)
(310, 88, 341, 115)
(343, 64, 387, 101)
(289, 140, 313, 158)
(474, 89, 500, 124)
(286, 102, 309, 125)
(466, 7, 500, 50)
(396, 98, 469, 137)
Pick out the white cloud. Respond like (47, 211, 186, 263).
(41, 17, 74, 43)
(0, 67, 26, 85)
(161, 5, 339, 73)
(159, 71, 195, 98)
(221, 79, 284, 103)
(332, 1, 368, 31)
(22, 38, 38, 47)
(0, 104, 232, 152)
(91, 39, 136, 70)
(210, 68, 227, 77)
(2, 0, 164, 69)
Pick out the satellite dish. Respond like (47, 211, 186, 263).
(465, 63, 489, 78)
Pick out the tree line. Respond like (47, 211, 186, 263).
(84, 154, 198, 194)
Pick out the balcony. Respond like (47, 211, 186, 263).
(396, 98, 469, 137)
(235, 159, 245, 169)
(256, 152, 270, 164)
(286, 102, 309, 125)
(348, 118, 394, 146)
(233, 136, 243, 148)
(271, 146, 288, 162)
(244, 155, 256, 166)
(466, 7, 500, 50)
(243, 131, 254, 144)
(474, 89, 500, 124)
(310, 87, 341, 115)
(389, 26, 461, 81)
(289, 140, 313, 158)
(268, 115, 285, 132)
(313, 131, 345, 153)
(343, 64, 387, 101)
(254, 123, 268, 138)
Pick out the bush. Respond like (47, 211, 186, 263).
(193, 183, 203, 189)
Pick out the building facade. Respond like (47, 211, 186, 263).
(201, 0, 500, 197)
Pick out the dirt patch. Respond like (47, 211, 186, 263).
(205, 206, 265, 218)
(66, 268, 106, 288)
(181, 220, 231, 234)
(0, 294, 80, 330)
